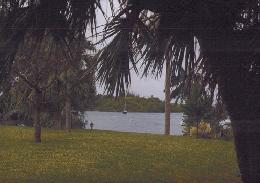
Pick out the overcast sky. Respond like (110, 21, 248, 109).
(96, 70, 166, 100)
(90, 2, 166, 100)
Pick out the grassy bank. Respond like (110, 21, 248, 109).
(0, 126, 241, 183)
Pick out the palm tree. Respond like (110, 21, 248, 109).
(96, 2, 260, 182)
(1, 1, 260, 182)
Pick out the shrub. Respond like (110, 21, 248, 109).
(189, 121, 212, 138)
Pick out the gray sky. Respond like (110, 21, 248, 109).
(91, 2, 166, 100)
(96, 70, 166, 100)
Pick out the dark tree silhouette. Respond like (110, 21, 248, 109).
(1, 1, 260, 182)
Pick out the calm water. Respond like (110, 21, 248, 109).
(84, 111, 184, 136)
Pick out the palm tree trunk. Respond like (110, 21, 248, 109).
(232, 119, 260, 183)
(206, 49, 260, 183)
(222, 82, 260, 183)
(164, 58, 171, 135)
(33, 90, 41, 143)
(198, 31, 260, 182)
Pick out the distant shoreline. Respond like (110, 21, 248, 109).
(86, 110, 184, 114)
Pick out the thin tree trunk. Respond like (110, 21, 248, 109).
(65, 71, 71, 132)
(33, 90, 41, 143)
(164, 58, 171, 135)
(58, 111, 62, 129)
(65, 94, 71, 132)
(196, 121, 199, 138)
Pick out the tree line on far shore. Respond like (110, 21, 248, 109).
(95, 94, 183, 113)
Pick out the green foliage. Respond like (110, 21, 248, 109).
(39, 112, 85, 129)
(0, 80, 31, 121)
(95, 94, 183, 113)
(189, 121, 212, 138)
(0, 37, 96, 129)
(182, 77, 228, 138)
(71, 113, 86, 129)
(182, 82, 213, 128)
(0, 83, 11, 119)
(0, 126, 240, 183)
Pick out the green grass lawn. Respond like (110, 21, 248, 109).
(0, 126, 241, 183)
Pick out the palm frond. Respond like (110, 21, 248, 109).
(97, 18, 136, 96)
(0, 0, 102, 83)
(97, 0, 260, 99)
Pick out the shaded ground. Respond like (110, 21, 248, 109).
(0, 126, 241, 183)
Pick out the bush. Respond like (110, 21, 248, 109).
(72, 115, 85, 129)
(220, 123, 233, 140)
(189, 121, 212, 138)
(5, 110, 20, 120)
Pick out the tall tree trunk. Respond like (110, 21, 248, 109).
(231, 119, 260, 183)
(198, 31, 260, 182)
(196, 121, 199, 138)
(205, 49, 260, 183)
(164, 58, 171, 135)
(33, 90, 41, 143)
(65, 70, 71, 132)
(65, 94, 71, 132)
(220, 64, 260, 183)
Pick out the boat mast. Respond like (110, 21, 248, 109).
(124, 91, 127, 111)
